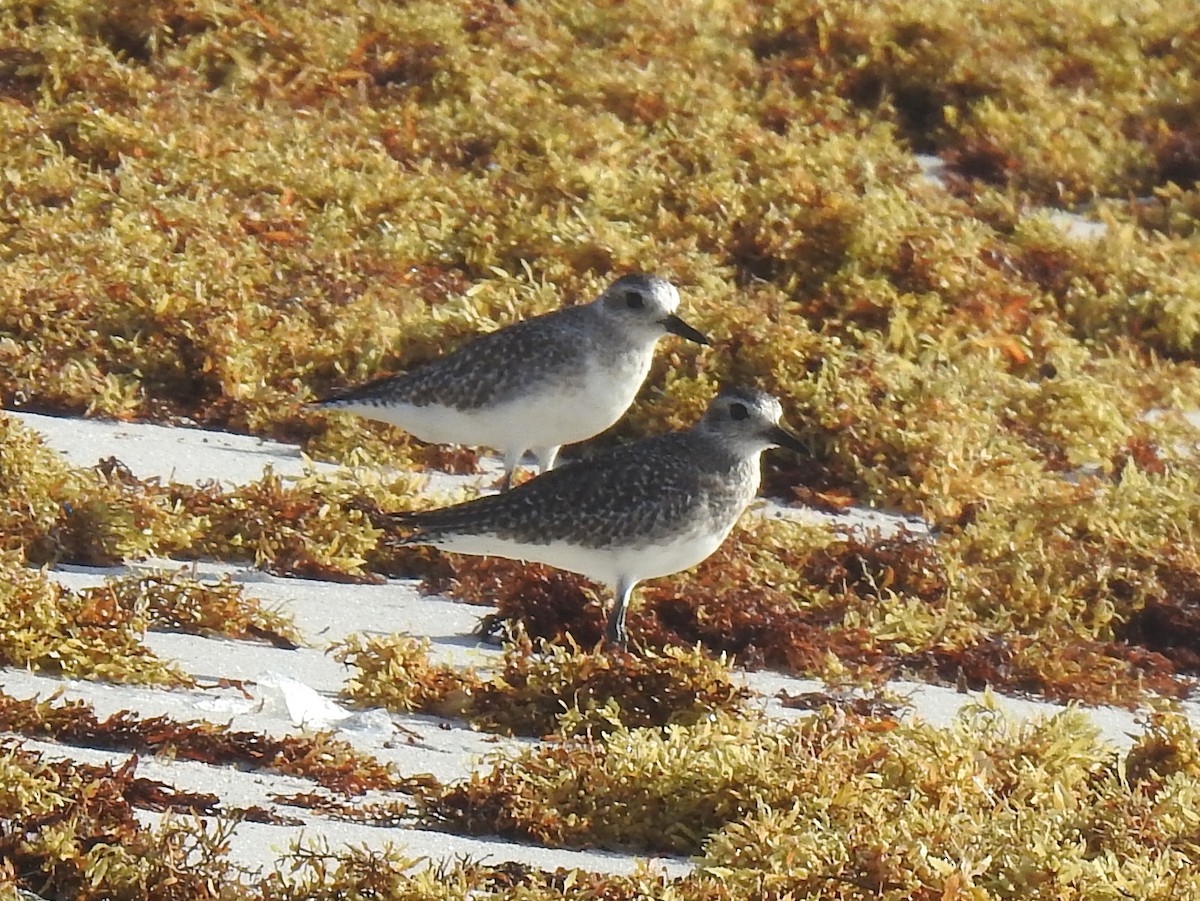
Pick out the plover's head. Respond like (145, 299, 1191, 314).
(593, 273, 709, 346)
(700, 386, 806, 455)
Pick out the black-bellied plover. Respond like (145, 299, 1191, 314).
(383, 386, 805, 649)
(314, 274, 709, 490)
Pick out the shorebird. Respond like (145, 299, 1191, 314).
(383, 386, 805, 649)
(314, 273, 708, 490)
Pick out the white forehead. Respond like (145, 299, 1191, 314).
(648, 278, 681, 312)
(757, 392, 783, 421)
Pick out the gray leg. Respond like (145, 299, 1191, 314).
(533, 445, 560, 474)
(500, 448, 527, 492)
(606, 577, 637, 651)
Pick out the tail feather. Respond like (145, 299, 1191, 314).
(313, 373, 402, 407)
(378, 491, 514, 547)
(376, 508, 435, 548)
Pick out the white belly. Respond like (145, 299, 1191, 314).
(430, 520, 738, 589)
(353, 353, 652, 452)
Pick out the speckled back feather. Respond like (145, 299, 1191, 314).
(389, 428, 752, 549)
(319, 305, 593, 412)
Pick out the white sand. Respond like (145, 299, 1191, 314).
(2, 409, 1196, 877)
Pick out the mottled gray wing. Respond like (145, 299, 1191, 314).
(391, 433, 707, 548)
(323, 306, 590, 411)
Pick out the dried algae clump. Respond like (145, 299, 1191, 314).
(0, 414, 195, 566)
(0, 554, 188, 686)
(424, 701, 1200, 900)
(471, 635, 750, 737)
(254, 843, 728, 901)
(333, 633, 478, 719)
(0, 690, 404, 796)
(427, 712, 799, 853)
(755, 0, 1200, 204)
(1, 407, 425, 580)
(701, 704, 1200, 900)
(0, 741, 253, 901)
(335, 631, 749, 737)
(89, 569, 301, 647)
(5, 703, 1200, 899)
(172, 466, 419, 581)
(255, 842, 443, 901)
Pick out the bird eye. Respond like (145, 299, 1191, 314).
(624, 290, 644, 310)
(730, 402, 749, 421)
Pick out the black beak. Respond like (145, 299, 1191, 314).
(662, 315, 710, 346)
(767, 423, 807, 454)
